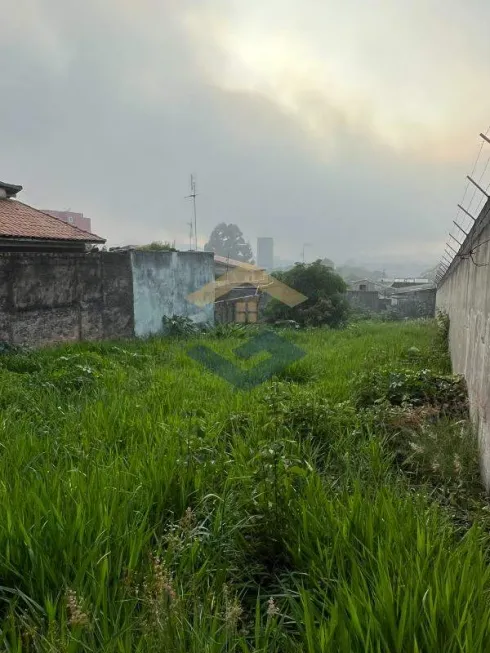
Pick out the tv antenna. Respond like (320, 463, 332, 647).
(185, 175, 198, 250)
(302, 242, 312, 263)
(187, 221, 193, 251)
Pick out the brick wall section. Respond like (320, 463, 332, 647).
(0, 252, 134, 346)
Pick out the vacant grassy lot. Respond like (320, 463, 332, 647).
(0, 320, 488, 652)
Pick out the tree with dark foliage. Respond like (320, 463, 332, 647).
(265, 260, 349, 327)
(204, 223, 254, 262)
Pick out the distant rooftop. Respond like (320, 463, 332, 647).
(391, 283, 436, 295)
(381, 278, 429, 285)
(214, 254, 265, 271)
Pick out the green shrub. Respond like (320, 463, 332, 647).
(436, 310, 450, 346)
(272, 359, 317, 384)
(210, 323, 257, 339)
(31, 352, 109, 393)
(260, 382, 357, 441)
(0, 353, 42, 374)
(264, 260, 349, 327)
(161, 315, 203, 337)
(353, 366, 468, 414)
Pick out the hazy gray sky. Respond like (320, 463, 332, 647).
(1, 0, 489, 270)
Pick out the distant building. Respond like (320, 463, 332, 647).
(257, 237, 274, 270)
(43, 210, 92, 234)
(346, 275, 436, 318)
(347, 278, 394, 312)
(349, 279, 378, 292)
(389, 283, 437, 317)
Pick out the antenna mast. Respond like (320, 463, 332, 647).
(185, 175, 198, 250)
(302, 242, 311, 263)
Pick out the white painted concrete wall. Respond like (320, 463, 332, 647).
(131, 251, 214, 337)
(436, 200, 490, 487)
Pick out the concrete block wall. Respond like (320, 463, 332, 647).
(436, 199, 490, 487)
(346, 290, 381, 312)
(0, 252, 134, 346)
(131, 250, 214, 337)
(0, 250, 214, 347)
(393, 289, 437, 318)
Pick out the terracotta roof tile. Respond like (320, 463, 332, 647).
(0, 199, 105, 243)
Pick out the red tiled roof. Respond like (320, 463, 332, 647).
(0, 199, 105, 243)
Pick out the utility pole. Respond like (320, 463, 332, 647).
(302, 243, 311, 263)
(187, 221, 193, 251)
(186, 175, 198, 250)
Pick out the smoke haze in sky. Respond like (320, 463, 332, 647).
(1, 0, 489, 271)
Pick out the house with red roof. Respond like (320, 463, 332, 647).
(0, 181, 105, 252)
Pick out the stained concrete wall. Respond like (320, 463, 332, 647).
(131, 250, 214, 337)
(436, 198, 490, 487)
(0, 250, 215, 347)
(392, 288, 437, 318)
(346, 290, 381, 312)
(0, 252, 134, 347)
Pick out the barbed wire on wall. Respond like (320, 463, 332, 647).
(435, 128, 490, 284)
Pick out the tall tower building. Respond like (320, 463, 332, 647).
(257, 237, 274, 270)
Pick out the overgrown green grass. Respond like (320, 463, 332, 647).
(0, 320, 487, 652)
